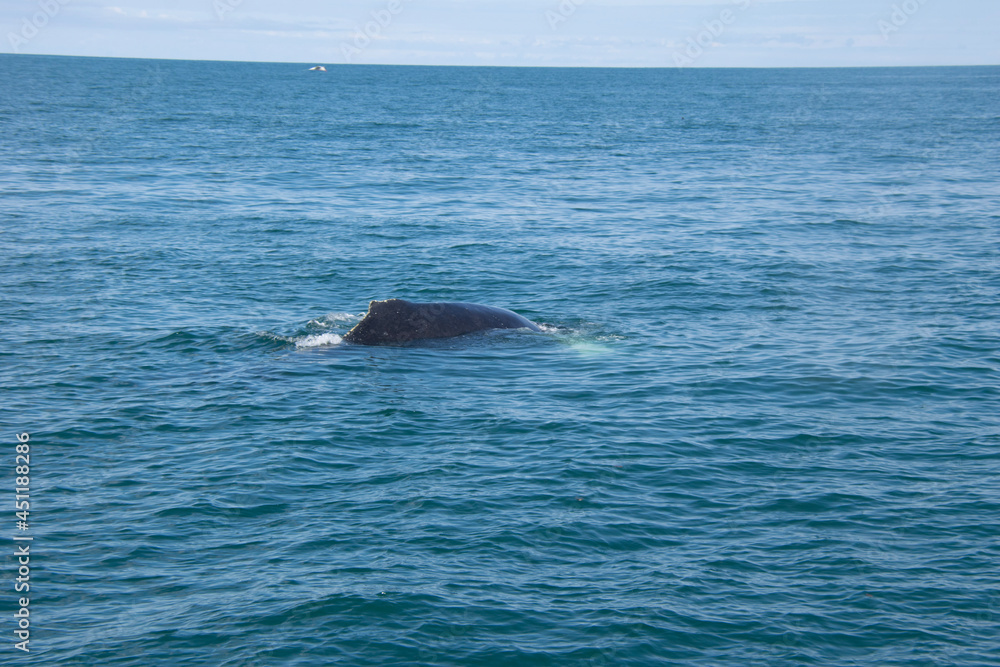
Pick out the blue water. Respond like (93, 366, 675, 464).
(2, 55, 999, 665)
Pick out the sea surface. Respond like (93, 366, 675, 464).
(1, 55, 999, 665)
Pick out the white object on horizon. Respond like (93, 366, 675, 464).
(308, 65, 327, 72)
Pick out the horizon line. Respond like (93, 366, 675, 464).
(3, 52, 999, 70)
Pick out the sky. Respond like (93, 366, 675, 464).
(2, 0, 998, 67)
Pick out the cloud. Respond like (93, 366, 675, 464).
(2, 0, 997, 66)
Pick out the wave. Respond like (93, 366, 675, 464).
(308, 312, 364, 327)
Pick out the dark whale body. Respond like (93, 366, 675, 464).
(343, 299, 541, 346)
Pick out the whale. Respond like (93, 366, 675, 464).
(343, 299, 541, 346)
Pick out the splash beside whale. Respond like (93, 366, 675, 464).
(343, 299, 541, 346)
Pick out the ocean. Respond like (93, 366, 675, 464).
(1, 55, 998, 665)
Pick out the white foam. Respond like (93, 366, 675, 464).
(308, 312, 361, 327)
(295, 333, 343, 349)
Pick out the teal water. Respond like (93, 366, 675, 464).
(1, 55, 999, 665)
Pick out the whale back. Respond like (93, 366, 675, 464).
(343, 299, 540, 345)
